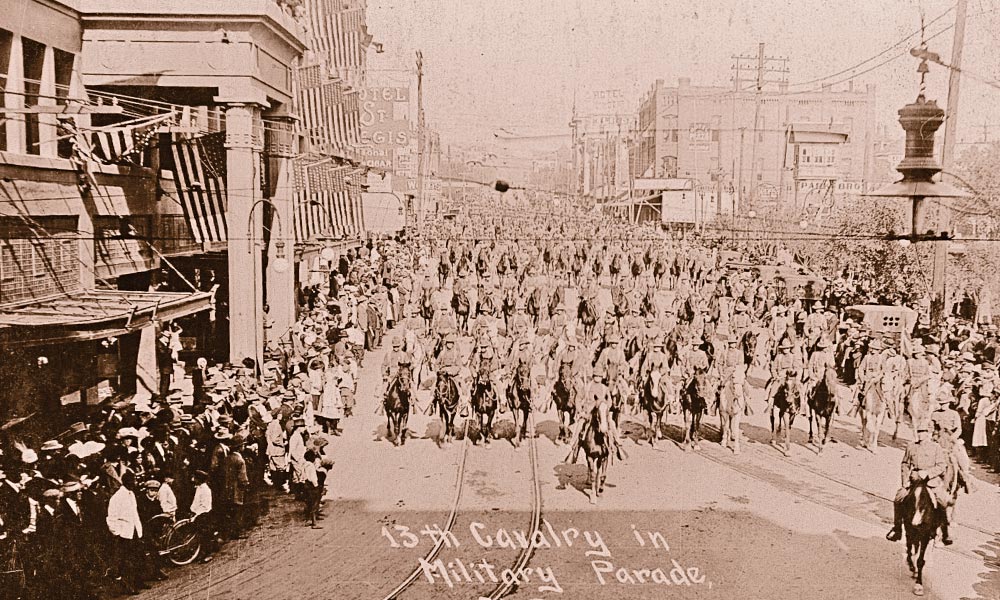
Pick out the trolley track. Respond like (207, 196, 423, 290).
(382, 414, 544, 600)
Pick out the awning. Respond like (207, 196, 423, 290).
(0, 290, 213, 347)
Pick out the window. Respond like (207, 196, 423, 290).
(712, 130, 720, 142)
(59, 240, 74, 272)
(54, 49, 75, 158)
(31, 243, 47, 277)
(22, 37, 45, 156)
(0, 29, 12, 152)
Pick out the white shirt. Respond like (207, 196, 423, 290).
(106, 486, 142, 539)
(191, 483, 212, 516)
(158, 482, 178, 515)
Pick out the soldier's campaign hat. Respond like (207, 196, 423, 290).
(607, 334, 620, 344)
(778, 338, 794, 350)
(868, 338, 883, 350)
(143, 480, 161, 491)
(653, 338, 665, 348)
(960, 351, 976, 362)
(916, 422, 931, 433)
(592, 368, 605, 379)
(391, 335, 402, 349)
(555, 304, 566, 312)
(519, 338, 531, 347)
(816, 337, 831, 348)
(445, 334, 458, 344)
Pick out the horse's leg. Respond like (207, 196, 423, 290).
(692, 411, 702, 450)
(386, 412, 395, 445)
(821, 413, 833, 451)
(720, 412, 730, 449)
(906, 538, 915, 575)
(913, 539, 927, 595)
(770, 409, 777, 446)
(807, 404, 815, 445)
(732, 411, 742, 454)
(399, 410, 408, 446)
(782, 413, 791, 454)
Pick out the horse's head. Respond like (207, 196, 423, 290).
(515, 360, 531, 389)
(397, 365, 413, 391)
(909, 480, 936, 528)
(591, 401, 610, 437)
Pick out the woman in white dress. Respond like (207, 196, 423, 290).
(317, 366, 345, 435)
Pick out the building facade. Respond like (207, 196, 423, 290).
(633, 77, 877, 218)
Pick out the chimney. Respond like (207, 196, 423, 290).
(848, 80, 854, 92)
(679, 77, 691, 89)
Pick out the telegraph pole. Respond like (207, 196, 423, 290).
(732, 44, 788, 212)
(415, 50, 425, 231)
(932, 0, 967, 325)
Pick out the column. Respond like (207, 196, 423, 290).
(264, 114, 297, 341)
(221, 101, 265, 368)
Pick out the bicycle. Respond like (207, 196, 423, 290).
(149, 513, 202, 566)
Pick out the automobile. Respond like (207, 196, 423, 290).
(843, 304, 918, 336)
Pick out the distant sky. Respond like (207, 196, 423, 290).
(366, 0, 1000, 156)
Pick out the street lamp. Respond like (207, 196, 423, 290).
(247, 199, 288, 273)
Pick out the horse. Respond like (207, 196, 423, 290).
(478, 292, 496, 319)
(859, 379, 887, 452)
(384, 367, 413, 446)
(770, 378, 801, 455)
(653, 257, 667, 289)
(631, 256, 643, 279)
(581, 402, 610, 505)
(902, 480, 944, 596)
(420, 288, 435, 334)
(592, 256, 603, 281)
(552, 362, 577, 444)
(471, 376, 497, 446)
(807, 368, 838, 452)
(681, 372, 710, 451)
(639, 287, 658, 318)
(507, 361, 533, 447)
(501, 288, 517, 333)
(718, 374, 744, 455)
(452, 289, 471, 334)
(640, 371, 670, 447)
(526, 288, 543, 327)
(578, 297, 598, 342)
(476, 254, 489, 277)
(434, 372, 460, 446)
(548, 287, 564, 320)
(570, 257, 584, 288)
(606, 375, 629, 427)
(438, 258, 451, 287)
(609, 254, 622, 285)
(611, 288, 630, 328)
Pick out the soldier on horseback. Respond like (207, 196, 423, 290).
(595, 334, 630, 416)
(887, 423, 953, 545)
(470, 340, 505, 407)
(767, 338, 804, 414)
(566, 370, 627, 464)
(931, 394, 975, 495)
(805, 337, 836, 411)
(434, 335, 468, 416)
(382, 336, 416, 413)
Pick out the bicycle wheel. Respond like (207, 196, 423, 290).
(164, 521, 201, 566)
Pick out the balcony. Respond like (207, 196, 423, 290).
(79, 0, 308, 106)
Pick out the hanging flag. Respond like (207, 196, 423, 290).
(89, 113, 174, 165)
(170, 132, 228, 244)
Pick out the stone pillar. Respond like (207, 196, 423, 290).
(264, 114, 297, 343)
(221, 101, 265, 368)
(4, 36, 25, 154)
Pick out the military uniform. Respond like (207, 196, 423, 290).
(470, 344, 505, 403)
(888, 431, 952, 543)
(594, 340, 629, 401)
(767, 347, 803, 410)
(435, 339, 468, 408)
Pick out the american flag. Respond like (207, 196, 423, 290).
(89, 113, 173, 165)
(170, 132, 228, 243)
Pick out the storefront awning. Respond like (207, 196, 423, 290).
(0, 290, 213, 347)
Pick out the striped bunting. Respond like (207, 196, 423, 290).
(170, 132, 228, 244)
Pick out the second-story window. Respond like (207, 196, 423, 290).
(22, 37, 45, 156)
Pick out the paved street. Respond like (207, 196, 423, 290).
(134, 283, 1000, 600)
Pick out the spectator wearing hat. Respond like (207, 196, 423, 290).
(301, 450, 323, 529)
(190, 470, 215, 562)
(137, 479, 170, 581)
(222, 435, 250, 540)
(287, 420, 309, 498)
(106, 471, 144, 594)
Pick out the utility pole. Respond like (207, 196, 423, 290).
(932, 0, 967, 325)
(732, 43, 789, 210)
(415, 50, 425, 231)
